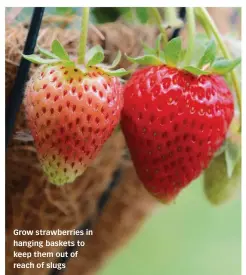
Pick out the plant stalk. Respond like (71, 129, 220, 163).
(149, 8, 168, 48)
(195, 11, 212, 38)
(78, 7, 90, 65)
(164, 7, 183, 28)
(164, 7, 177, 23)
(184, 7, 196, 66)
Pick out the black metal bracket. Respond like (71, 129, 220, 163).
(5, 7, 45, 149)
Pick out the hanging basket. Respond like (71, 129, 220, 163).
(5, 20, 157, 275)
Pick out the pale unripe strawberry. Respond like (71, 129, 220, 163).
(24, 63, 123, 185)
(204, 153, 241, 205)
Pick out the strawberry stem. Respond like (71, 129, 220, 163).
(164, 7, 183, 28)
(78, 7, 90, 65)
(195, 11, 212, 38)
(196, 7, 241, 114)
(149, 8, 168, 48)
(184, 7, 196, 66)
(164, 7, 177, 24)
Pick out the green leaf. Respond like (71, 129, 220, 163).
(179, 48, 186, 63)
(135, 8, 149, 24)
(189, 34, 210, 65)
(51, 39, 70, 61)
(37, 45, 58, 59)
(183, 66, 210, 76)
(117, 7, 131, 14)
(197, 40, 216, 68)
(214, 141, 227, 157)
(159, 51, 166, 63)
(86, 45, 104, 67)
(108, 51, 122, 69)
(155, 34, 163, 57)
(56, 7, 75, 15)
(126, 55, 162, 66)
(103, 68, 131, 77)
(91, 8, 121, 23)
(163, 37, 182, 66)
(22, 54, 60, 65)
(62, 60, 75, 67)
(225, 136, 241, 178)
(211, 57, 241, 75)
(116, 8, 133, 22)
(230, 115, 241, 134)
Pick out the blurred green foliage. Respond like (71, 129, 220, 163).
(55, 7, 76, 15)
(99, 177, 241, 275)
(135, 8, 149, 23)
(6, 7, 157, 25)
(91, 7, 150, 24)
(91, 8, 122, 23)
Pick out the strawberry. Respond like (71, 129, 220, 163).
(23, 40, 128, 185)
(121, 36, 240, 203)
(204, 152, 241, 205)
(204, 131, 241, 205)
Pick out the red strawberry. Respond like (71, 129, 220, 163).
(121, 65, 234, 202)
(24, 63, 123, 185)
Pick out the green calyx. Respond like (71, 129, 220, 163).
(23, 39, 130, 77)
(127, 35, 241, 76)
